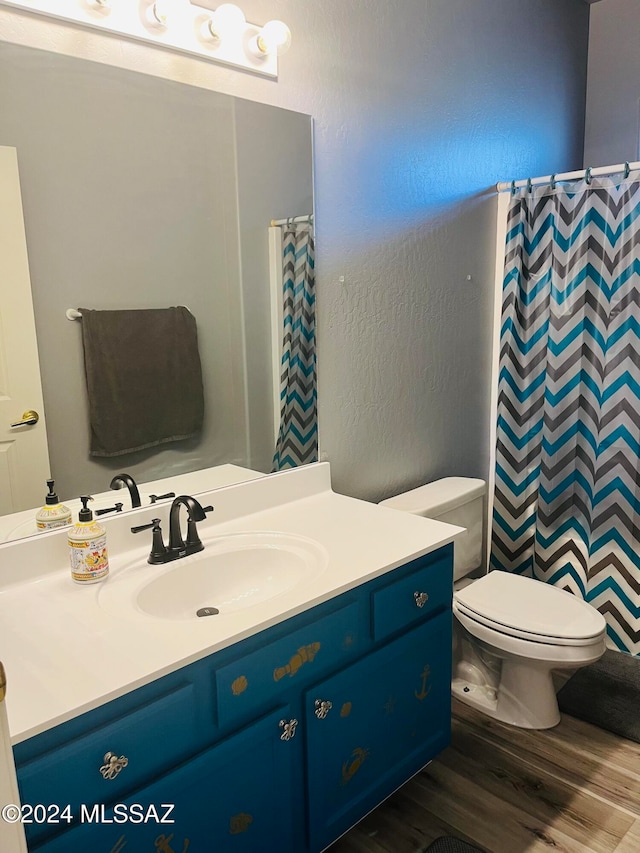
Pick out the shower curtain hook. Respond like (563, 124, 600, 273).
(585, 167, 592, 185)
(550, 174, 556, 190)
(510, 180, 516, 196)
(624, 161, 630, 179)
(526, 177, 532, 194)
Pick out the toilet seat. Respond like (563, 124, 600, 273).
(454, 571, 606, 647)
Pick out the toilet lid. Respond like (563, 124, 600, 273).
(454, 571, 605, 642)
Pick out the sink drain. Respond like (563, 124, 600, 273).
(196, 606, 220, 617)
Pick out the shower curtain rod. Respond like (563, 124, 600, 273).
(496, 159, 640, 193)
(270, 213, 314, 226)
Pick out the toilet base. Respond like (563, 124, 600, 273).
(452, 597, 607, 730)
(452, 657, 561, 729)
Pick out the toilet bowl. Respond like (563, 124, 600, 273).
(380, 478, 607, 729)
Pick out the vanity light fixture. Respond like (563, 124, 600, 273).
(0, 0, 290, 78)
(144, 0, 191, 30)
(145, 2, 168, 28)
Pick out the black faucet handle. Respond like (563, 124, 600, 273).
(184, 504, 214, 549)
(189, 504, 214, 522)
(131, 518, 168, 564)
(131, 519, 158, 534)
(95, 502, 124, 516)
(149, 492, 176, 504)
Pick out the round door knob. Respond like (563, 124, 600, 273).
(10, 410, 39, 428)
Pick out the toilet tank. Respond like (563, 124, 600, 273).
(379, 477, 486, 581)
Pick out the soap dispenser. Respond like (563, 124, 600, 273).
(36, 479, 72, 531)
(68, 496, 110, 584)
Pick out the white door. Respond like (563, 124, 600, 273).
(0, 146, 50, 514)
(0, 663, 28, 853)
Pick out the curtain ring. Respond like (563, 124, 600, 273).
(550, 174, 556, 190)
(510, 180, 516, 196)
(286, 216, 292, 227)
(585, 167, 592, 185)
(526, 178, 532, 194)
(624, 161, 630, 179)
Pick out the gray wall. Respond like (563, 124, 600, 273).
(231, 0, 588, 503)
(0, 0, 590, 503)
(584, 0, 640, 167)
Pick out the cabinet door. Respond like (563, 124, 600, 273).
(305, 611, 451, 852)
(17, 683, 198, 849)
(33, 707, 297, 853)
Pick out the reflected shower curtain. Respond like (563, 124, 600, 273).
(491, 170, 640, 655)
(272, 224, 318, 470)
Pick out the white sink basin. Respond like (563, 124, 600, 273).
(98, 532, 328, 621)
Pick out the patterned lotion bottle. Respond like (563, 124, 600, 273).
(68, 496, 109, 584)
(35, 479, 71, 531)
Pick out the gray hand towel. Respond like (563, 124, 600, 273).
(79, 306, 204, 457)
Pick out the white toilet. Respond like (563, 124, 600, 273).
(380, 477, 607, 729)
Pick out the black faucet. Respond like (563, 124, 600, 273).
(131, 495, 213, 565)
(168, 495, 212, 553)
(110, 473, 141, 508)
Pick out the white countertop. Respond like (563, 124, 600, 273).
(0, 464, 462, 744)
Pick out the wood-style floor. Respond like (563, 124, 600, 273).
(330, 699, 640, 853)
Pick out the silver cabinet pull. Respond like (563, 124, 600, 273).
(10, 410, 39, 428)
(414, 591, 429, 608)
(279, 719, 298, 741)
(314, 699, 333, 720)
(99, 752, 129, 780)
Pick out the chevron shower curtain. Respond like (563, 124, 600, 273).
(491, 170, 640, 655)
(272, 225, 318, 470)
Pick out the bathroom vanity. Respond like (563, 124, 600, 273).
(0, 464, 460, 852)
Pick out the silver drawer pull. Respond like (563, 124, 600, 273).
(279, 718, 298, 741)
(314, 699, 333, 720)
(99, 752, 129, 780)
(414, 591, 429, 608)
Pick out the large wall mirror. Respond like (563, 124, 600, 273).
(0, 41, 314, 539)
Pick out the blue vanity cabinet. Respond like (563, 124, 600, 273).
(15, 543, 454, 853)
(31, 707, 297, 853)
(15, 682, 201, 848)
(304, 611, 452, 852)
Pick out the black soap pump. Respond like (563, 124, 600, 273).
(35, 479, 71, 531)
(68, 496, 110, 584)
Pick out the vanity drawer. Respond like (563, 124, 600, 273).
(216, 601, 362, 727)
(16, 682, 198, 846)
(371, 550, 452, 641)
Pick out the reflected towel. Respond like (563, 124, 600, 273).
(79, 306, 204, 456)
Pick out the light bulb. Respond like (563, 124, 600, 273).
(201, 3, 246, 43)
(206, 3, 246, 40)
(256, 20, 291, 56)
(145, 0, 191, 29)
